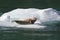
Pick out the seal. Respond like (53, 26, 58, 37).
(15, 17, 37, 24)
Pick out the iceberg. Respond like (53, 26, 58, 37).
(0, 8, 60, 29)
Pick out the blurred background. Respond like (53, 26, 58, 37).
(0, 0, 60, 13)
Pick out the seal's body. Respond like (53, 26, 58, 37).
(15, 17, 37, 24)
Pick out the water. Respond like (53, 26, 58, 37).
(0, 26, 58, 40)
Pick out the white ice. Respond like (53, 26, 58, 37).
(0, 8, 60, 29)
